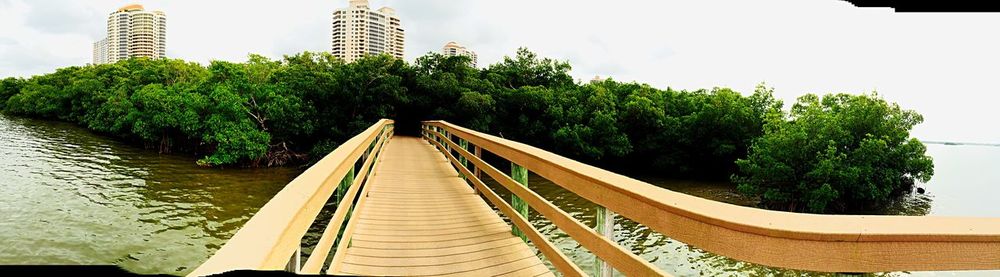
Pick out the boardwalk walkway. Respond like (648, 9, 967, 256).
(328, 137, 553, 276)
(193, 120, 1000, 276)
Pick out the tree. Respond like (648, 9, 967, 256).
(198, 84, 271, 166)
(549, 85, 631, 161)
(0, 77, 25, 110)
(455, 91, 495, 131)
(274, 51, 343, 158)
(0, 51, 936, 215)
(483, 47, 573, 90)
(732, 93, 934, 213)
(129, 83, 207, 153)
(406, 53, 480, 133)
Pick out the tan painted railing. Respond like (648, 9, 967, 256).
(189, 119, 393, 276)
(422, 120, 1000, 274)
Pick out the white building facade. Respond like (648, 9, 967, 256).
(332, 0, 404, 62)
(92, 38, 108, 64)
(93, 4, 166, 64)
(441, 41, 478, 67)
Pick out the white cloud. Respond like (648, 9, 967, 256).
(23, 0, 103, 36)
(1, 0, 998, 143)
(0, 0, 94, 76)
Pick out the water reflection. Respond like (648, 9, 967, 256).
(0, 115, 299, 274)
(2, 112, 999, 276)
(481, 153, 995, 276)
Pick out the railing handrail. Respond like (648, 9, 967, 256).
(307, 123, 392, 274)
(190, 119, 394, 276)
(422, 120, 1000, 273)
(423, 125, 665, 276)
(423, 128, 590, 276)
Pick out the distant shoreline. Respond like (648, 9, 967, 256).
(921, 140, 1000, 147)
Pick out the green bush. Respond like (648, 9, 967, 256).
(0, 50, 930, 212)
(732, 93, 934, 213)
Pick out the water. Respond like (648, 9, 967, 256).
(0, 115, 301, 274)
(1, 114, 999, 276)
(479, 145, 1000, 276)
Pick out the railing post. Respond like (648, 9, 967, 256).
(334, 165, 357, 249)
(445, 131, 452, 154)
(285, 247, 300, 273)
(511, 163, 529, 242)
(337, 167, 355, 202)
(474, 146, 482, 180)
(363, 146, 371, 165)
(458, 138, 469, 180)
(594, 206, 615, 277)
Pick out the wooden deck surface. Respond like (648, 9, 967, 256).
(330, 136, 553, 276)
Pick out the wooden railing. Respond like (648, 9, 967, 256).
(189, 119, 393, 276)
(422, 120, 1000, 274)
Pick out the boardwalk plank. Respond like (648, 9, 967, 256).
(331, 136, 551, 276)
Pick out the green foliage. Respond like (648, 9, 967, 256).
(0, 77, 25, 110)
(199, 84, 271, 166)
(0, 50, 934, 215)
(455, 91, 495, 131)
(129, 83, 206, 151)
(484, 47, 574, 89)
(732, 93, 934, 213)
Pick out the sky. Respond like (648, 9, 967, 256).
(1, 0, 998, 143)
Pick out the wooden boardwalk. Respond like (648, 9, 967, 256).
(192, 120, 1000, 276)
(329, 137, 553, 276)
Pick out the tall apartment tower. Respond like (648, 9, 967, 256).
(92, 4, 166, 64)
(331, 0, 404, 62)
(442, 41, 478, 67)
(92, 38, 108, 64)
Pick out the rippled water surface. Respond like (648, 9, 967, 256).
(481, 145, 1000, 276)
(2, 114, 999, 276)
(0, 115, 301, 274)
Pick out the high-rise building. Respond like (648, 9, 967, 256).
(92, 4, 166, 64)
(441, 41, 478, 67)
(92, 38, 108, 65)
(331, 0, 404, 62)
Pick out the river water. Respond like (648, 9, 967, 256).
(1, 114, 998, 276)
(0, 115, 300, 274)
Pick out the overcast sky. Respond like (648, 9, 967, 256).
(1, 0, 998, 143)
